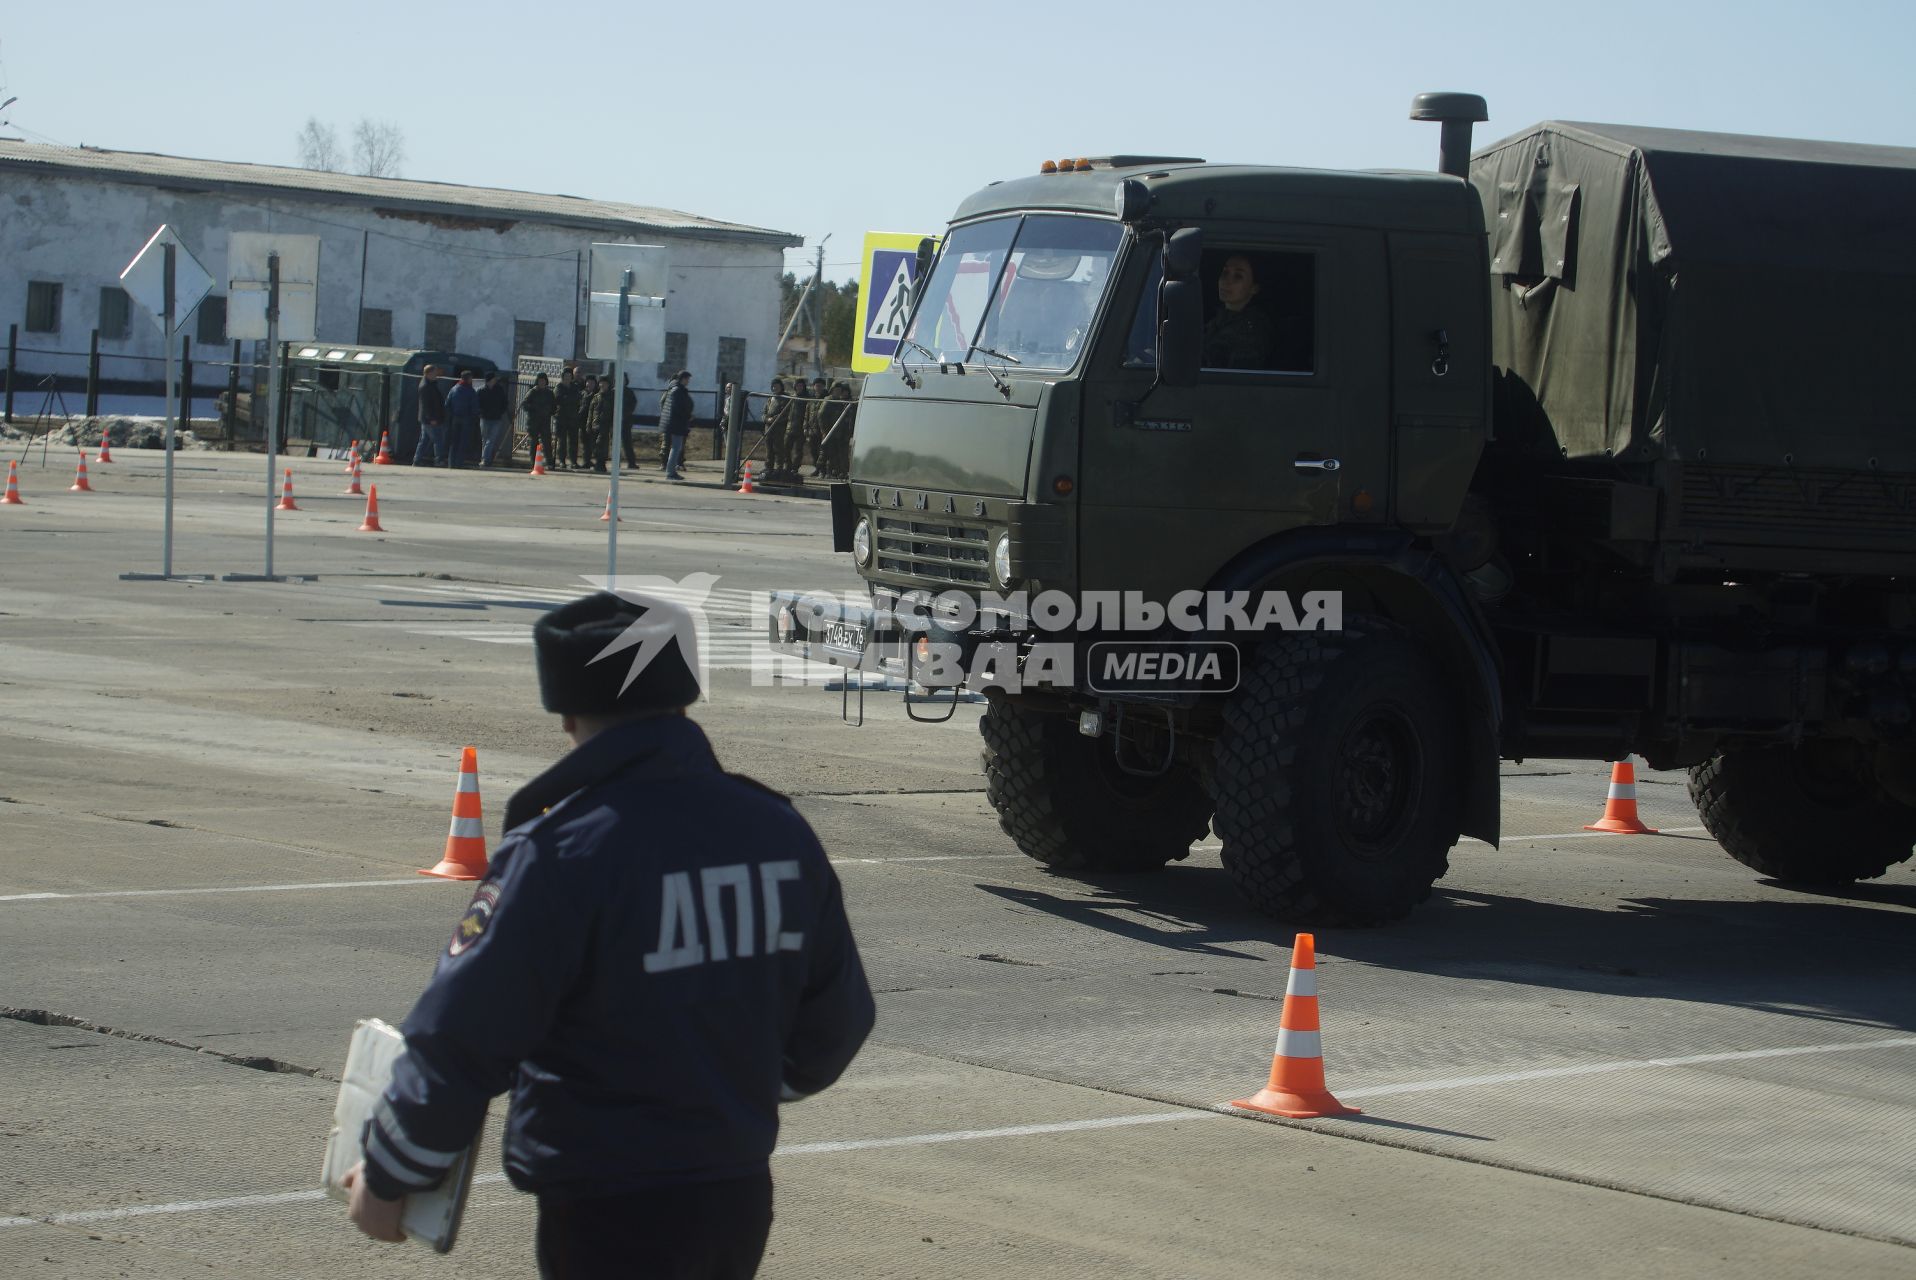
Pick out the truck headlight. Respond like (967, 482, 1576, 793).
(992, 533, 1012, 586)
(853, 518, 873, 566)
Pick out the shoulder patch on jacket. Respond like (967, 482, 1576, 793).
(448, 882, 501, 957)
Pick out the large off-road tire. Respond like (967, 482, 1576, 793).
(1212, 620, 1461, 925)
(979, 695, 1212, 872)
(1688, 744, 1916, 884)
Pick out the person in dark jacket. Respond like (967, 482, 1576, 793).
(412, 365, 448, 466)
(478, 372, 511, 467)
(1201, 255, 1278, 370)
(660, 369, 694, 480)
(554, 368, 584, 469)
(342, 590, 875, 1277)
(444, 371, 481, 468)
(521, 373, 557, 469)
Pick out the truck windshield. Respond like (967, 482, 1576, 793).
(904, 214, 1123, 372)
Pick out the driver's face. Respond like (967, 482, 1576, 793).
(1217, 256, 1260, 311)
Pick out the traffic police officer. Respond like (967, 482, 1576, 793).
(342, 591, 876, 1277)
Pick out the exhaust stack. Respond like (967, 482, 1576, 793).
(1410, 92, 1488, 179)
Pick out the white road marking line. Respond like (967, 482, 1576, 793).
(0, 879, 446, 903)
(1332, 1035, 1916, 1101)
(0, 856, 1020, 904)
(0, 1112, 1202, 1230)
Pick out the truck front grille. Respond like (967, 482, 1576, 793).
(874, 516, 992, 584)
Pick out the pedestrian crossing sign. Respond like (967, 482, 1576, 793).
(853, 231, 938, 374)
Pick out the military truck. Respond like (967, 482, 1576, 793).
(767, 94, 1916, 924)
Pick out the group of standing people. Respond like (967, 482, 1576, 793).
(514, 366, 694, 478)
(760, 376, 855, 481)
(412, 366, 515, 469)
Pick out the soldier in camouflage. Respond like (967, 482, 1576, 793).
(760, 379, 790, 478)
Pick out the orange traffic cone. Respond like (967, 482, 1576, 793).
(599, 490, 621, 522)
(1230, 933, 1360, 1119)
(1584, 759, 1658, 834)
(96, 430, 114, 463)
(357, 484, 385, 532)
(3, 460, 24, 505)
(373, 431, 393, 465)
(419, 746, 488, 880)
(737, 461, 758, 494)
(529, 445, 548, 476)
(344, 440, 360, 472)
(343, 456, 364, 496)
(275, 469, 300, 511)
(69, 453, 94, 492)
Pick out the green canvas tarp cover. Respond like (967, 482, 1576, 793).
(1469, 121, 1916, 469)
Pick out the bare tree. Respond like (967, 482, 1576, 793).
(351, 119, 406, 179)
(295, 117, 341, 172)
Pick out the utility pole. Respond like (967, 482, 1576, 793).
(810, 236, 830, 379)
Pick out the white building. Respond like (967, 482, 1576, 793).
(0, 139, 799, 401)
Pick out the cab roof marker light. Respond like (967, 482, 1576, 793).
(1039, 160, 1058, 174)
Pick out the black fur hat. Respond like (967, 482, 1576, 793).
(533, 592, 700, 715)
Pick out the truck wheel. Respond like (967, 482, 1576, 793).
(979, 696, 1212, 872)
(1212, 621, 1460, 924)
(1688, 745, 1916, 884)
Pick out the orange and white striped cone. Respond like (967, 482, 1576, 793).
(275, 468, 300, 511)
(1230, 933, 1360, 1119)
(599, 489, 621, 522)
(3, 460, 24, 505)
(69, 453, 94, 492)
(1584, 758, 1658, 834)
(343, 456, 364, 496)
(357, 484, 385, 532)
(419, 746, 488, 880)
(737, 461, 757, 494)
(529, 444, 548, 476)
(344, 440, 360, 472)
(96, 430, 114, 463)
(373, 431, 394, 465)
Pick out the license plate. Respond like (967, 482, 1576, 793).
(824, 622, 867, 652)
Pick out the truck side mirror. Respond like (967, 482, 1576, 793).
(1164, 227, 1203, 280)
(1158, 277, 1202, 386)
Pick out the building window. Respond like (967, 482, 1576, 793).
(196, 296, 227, 346)
(99, 287, 131, 340)
(424, 312, 458, 353)
(658, 331, 688, 381)
(716, 336, 747, 393)
(359, 307, 393, 347)
(26, 281, 62, 333)
(514, 319, 546, 360)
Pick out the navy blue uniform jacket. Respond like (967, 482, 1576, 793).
(362, 716, 875, 1202)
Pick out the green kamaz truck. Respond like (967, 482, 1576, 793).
(768, 94, 1916, 924)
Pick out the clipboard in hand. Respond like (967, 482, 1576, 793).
(321, 1017, 480, 1253)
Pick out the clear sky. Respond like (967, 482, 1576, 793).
(3, 1, 1909, 286)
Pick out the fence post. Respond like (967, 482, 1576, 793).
(226, 340, 241, 448)
(4, 323, 15, 424)
(86, 330, 101, 417)
(723, 383, 745, 489)
(378, 370, 392, 442)
(180, 336, 193, 429)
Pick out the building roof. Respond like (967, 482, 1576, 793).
(0, 138, 801, 249)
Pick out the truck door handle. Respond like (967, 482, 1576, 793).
(1293, 456, 1341, 473)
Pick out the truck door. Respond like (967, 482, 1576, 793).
(1078, 227, 1390, 601)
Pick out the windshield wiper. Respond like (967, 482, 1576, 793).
(965, 344, 1018, 398)
(899, 337, 941, 364)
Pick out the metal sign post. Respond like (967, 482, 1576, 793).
(118, 225, 213, 582)
(223, 233, 320, 583)
(586, 244, 667, 580)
